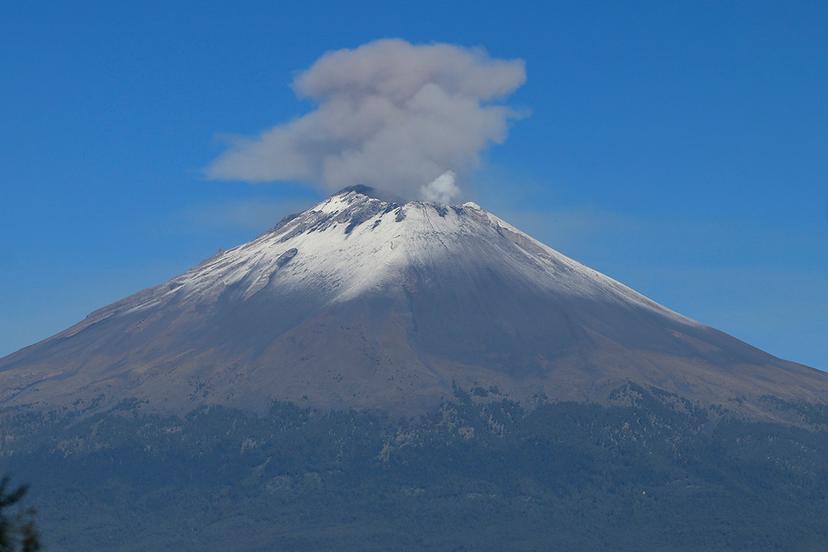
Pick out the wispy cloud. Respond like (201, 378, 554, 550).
(178, 198, 313, 233)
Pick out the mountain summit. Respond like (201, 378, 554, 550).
(2, 187, 827, 414)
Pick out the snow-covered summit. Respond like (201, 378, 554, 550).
(7, 184, 827, 417)
(93, 186, 693, 327)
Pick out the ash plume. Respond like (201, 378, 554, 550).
(205, 39, 526, 203)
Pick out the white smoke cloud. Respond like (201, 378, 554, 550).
(205, 39, 526, 202)
(421, 171, 460, 204)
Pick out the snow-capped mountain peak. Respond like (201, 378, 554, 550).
(3, 185, 827, 415)
(105, 186, 693, 325)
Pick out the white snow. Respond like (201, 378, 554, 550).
(114, 188, 698, 326)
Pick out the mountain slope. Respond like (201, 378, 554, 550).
(1, 186, 826, 415)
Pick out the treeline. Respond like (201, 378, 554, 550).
(4, 385, 828, 551)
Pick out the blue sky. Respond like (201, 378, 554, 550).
(2, 1, 826, 369)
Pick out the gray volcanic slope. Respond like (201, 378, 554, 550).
(2, 186, 826, 415)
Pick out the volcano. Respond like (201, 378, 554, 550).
(2, 186, 826, 416)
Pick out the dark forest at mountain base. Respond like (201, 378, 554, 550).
(4, 385, 828, 552)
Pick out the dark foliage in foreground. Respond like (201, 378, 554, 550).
(0, 477, 40, 552)
(3, 385, 828, 551)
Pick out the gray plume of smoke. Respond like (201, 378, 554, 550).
(205, 39, 526, 203)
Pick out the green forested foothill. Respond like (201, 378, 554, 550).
(3, 386, 828, 551)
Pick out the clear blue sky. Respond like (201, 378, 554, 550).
(2, 1, 826, 369)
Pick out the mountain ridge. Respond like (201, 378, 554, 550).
(2, 187, 827, 417)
